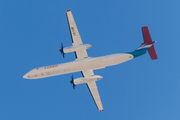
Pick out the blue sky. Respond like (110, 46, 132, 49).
(0, 0, 180, 120)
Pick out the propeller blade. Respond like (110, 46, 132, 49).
(70, 75, 76, 89)
(59, 43, 65, 58)
(73, 84, 76, 89)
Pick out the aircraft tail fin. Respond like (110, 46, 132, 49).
(142, 26, 158, 60)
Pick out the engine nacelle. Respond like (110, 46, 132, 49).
(74, 75, 103, 85)
(63, 44, 92, 53)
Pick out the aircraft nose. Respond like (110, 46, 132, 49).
(23, 75, 27, 79)
(23, 74, 29, 79)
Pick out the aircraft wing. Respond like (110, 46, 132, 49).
(66, 10, 88, 60)
(67, 10, 103, 111)
(81, 69, 104, 111)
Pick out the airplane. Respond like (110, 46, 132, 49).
(23, 10, 158, 111)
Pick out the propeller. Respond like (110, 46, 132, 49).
(59, 43, 65, 58)
(70, 75, 76, 89)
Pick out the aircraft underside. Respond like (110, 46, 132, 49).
(23, 10, 157, 111)
(24, 53, 133, 79)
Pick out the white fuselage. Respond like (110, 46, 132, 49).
(23, 53, 133, 79)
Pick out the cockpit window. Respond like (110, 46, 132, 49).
(32, 67, 43, 71)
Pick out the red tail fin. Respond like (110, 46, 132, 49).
(142, 26, 158, 60)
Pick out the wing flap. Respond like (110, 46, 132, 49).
(81, 69, 94, 77)
(75, 50, 88, 60)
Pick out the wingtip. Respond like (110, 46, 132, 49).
(66, 10, 71, 12)
(142, 26, 148, 29)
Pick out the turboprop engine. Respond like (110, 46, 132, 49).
(74, 75, 103, 85)
(59, 43, 92, 58)
(70, 75, 103, 89)
(63, 44, 92, 53)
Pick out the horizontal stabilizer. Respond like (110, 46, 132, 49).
(148, 45, 158, 60)
(142, 26, 158, 60)
(142, 26, 153, 43)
